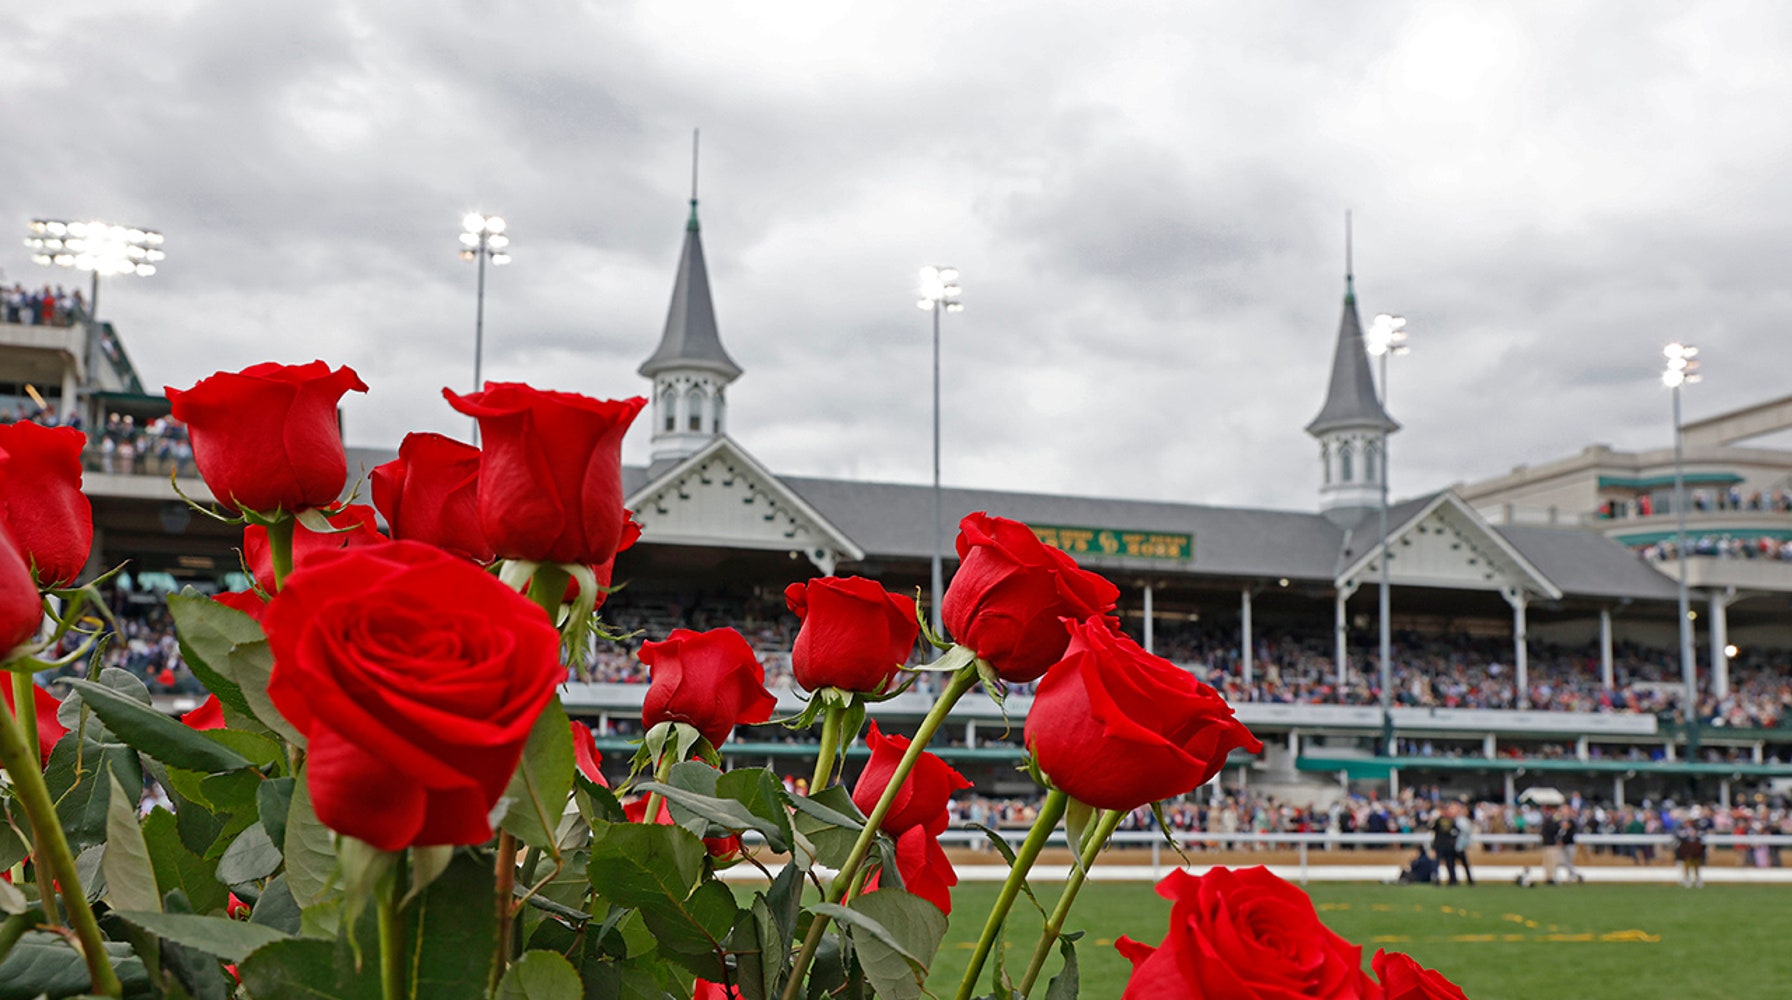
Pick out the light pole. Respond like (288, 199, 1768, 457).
(1663, 342, 1701, 752)
(25, 218, 164, 423)
(918, 266, 963, 635)
(459, 213, 512, 441)
(1366, 312, 1408, 755)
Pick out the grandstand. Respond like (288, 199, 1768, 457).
(9, 196, 1792, 817)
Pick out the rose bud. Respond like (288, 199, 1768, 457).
(0, 522, 44, 663)
(639, 627, 776, 749)
(242, 504, 385, 593)
(941, 512, 1120, 683)
(1117, 867, 1376, 999)
(166, 361, 367, 515)
(1373, 949, 1471, 1000)
(570, 720, 607, 787)
(1027, 617, 1261, 812)
(785, 576, 918, 695)
(850, 722, 971, 837)
(0, 422, 92, 587)
(265, 540, 562, 850)
(444, 383, 644, 566)
(370, 432, 493, 564)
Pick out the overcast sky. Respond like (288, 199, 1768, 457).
(6, 2, 1790, 513)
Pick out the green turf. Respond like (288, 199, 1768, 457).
(926, 879, 1792, 998)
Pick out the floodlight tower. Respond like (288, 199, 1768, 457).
(1365, 312, 1409, 751)
(1663, 342, 1701, 743)
(24, 218, 165, 320)
(918, 265, 963, 635)
(459, 213, 512, 440)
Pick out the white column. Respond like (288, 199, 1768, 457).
(1755, 741, 1766, 765)
(1576, 736, 1589, 761)
(1720, 778, 1732, 810)
(1503, 772, 1516, 806)
(1599, 607, 1615, 690)
(1334, 583, 1358, 686)
(1709, 589, 1734, 700)
(1614, 775, 1626, 807)
(1142, 582, 1155, 655)
(965, 721, 977, 749)
(1240, 587, 1254, 686)
(1288, 731, 1301, 756)
(1503, 587, 1529, 709)
(60, 364, 78, 425)
(1483, 733, 1497, 759)
(1388, 766, 1400, 799)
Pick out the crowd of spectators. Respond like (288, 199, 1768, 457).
(1641, 534, 1792, 563)
(1596, 485, 1792, 520)
(1, 283, 85, 327)
(1, 397, 199, 478)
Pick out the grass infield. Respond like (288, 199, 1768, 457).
(926, 879, 1792, 998)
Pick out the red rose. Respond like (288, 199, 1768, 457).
(570, 720, 607, 787)
(242, 504, 385, 593)
(212, 589, 268, 623)
(181, 694, 226, 731)
(0, 525, 43, 661)
(1, 679, 66, 766)
(265, 540, 562, 851)
(639, 628, 776, 749)
(0, 423, 92, 587)
(940, 512, 1121, 683)
(850, 722, 971, 837)
(785, 577, 918, 695)
(370, 432, 492, 563)
(166, 361, 367, 514)
(625, 793, 740, 861)
(1028, 617, 1261, 812)
(1373, 949, 1470, 1000)
(444, 383, 645, 565)
(867, 826, 958, 915)
(1117, 867, 1375, 1000)
(692, 981, 741, 1000)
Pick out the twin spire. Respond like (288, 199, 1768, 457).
(1308, 215, 1398, 521)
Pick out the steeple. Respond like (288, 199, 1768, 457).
(640, 131, 742, 470)
(1308, 217, 1399, 522)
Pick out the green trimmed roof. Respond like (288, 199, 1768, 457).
(1297, 754, 1792, 780)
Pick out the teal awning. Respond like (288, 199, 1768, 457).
(1597, 472, 1744, 491)
(1297, 755, 1792, 778)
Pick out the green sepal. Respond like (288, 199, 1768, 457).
(1063, 798, 1095, 876)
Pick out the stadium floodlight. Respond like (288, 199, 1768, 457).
(1370, 312, 1412, 728)
(918, 265, 965, 633)
(1663, 342, 1700, 750)
(460, 212, 513, 441)
(24, 217, 165, 320)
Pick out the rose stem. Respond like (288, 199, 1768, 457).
(491, 561, 576, 988)
(1016, 806, 1124, 996)
(376, 862, 406, 1000)
(641, 748, 678, 839)
(808, 699, 847, 792)
(10, 671, 58, 927)
(952, 787, 1068, 1000)
(0, 692, 121, 996)
(780, 663, 979, 1000)
(266, 514, 296, 591)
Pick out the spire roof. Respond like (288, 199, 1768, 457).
(1305, 279, 1399, 437)
(638, 203, 742, 381)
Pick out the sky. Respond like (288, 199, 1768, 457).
(5, 1, 1792, 513)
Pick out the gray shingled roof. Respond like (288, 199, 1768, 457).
(1306, 286, 1398, 436)
(638, 209, 741, 380)
(1494, 525, 1680, 600)
(778, 475, 1347, 581)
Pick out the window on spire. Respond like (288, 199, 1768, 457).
(661, 388, 676, 433)
(1364, 442, 1378, 484)
(686, 386, 704, 432)
(1339, 443, 1354, 482)
(1321, 443, 1332, 484)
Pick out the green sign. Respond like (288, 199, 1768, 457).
(1031, 525, 1193, 561)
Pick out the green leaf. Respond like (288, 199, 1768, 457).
(0, 932, 154, 999)
(205, 728, 285, 771)
(258, 776, 297, 849)
(197, 769, 265, 857)
(913, 643, 978, 673)
(284, 775, 339, 910)
(727, 895, 782, 1000)
(251, 875, 303, 935)
(103, 771, 161, 914)
(64, 679, 254, 774)
(587, 822, 706, 908)
(1063, 798, 1094, 876)
(0, 819, 27, 873)
(168, 589, 256, 717)
(636, 879, 734, 979)
(716, 768, 795, 855)
(1043, 932, 1081, 1000)
(640, 780, 788, 852)
(405, 850, 498, 1000)
(237, 936, 379, 1000)
(824, 889, 947, 1000)
(494, 950, 583, 1000)
(217, 822, 283, 885)
(790, 785, 865, 870)
(499, 696, 576, 851)
(115, 910, 289, 962)
(44, 732, 142, 853)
